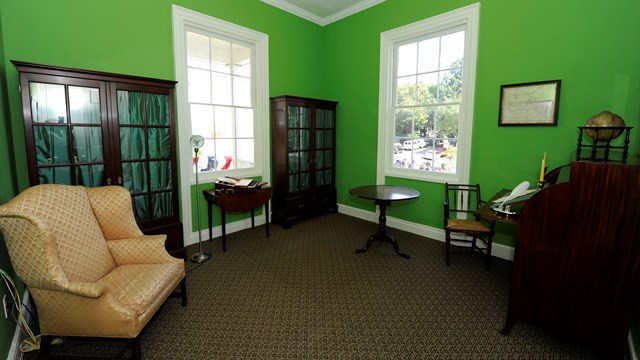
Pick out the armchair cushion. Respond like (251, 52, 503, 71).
(100, 263, 183, 315)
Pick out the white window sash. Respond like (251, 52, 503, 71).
(377, 3, 479, 185)
(173, 5, 270, 246)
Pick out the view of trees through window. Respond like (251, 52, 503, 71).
(393, 30, 464, 174)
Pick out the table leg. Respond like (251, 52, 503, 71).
(251, 208, 255, 228)
(221, 208, 227, 252)
(265, 202, 270, 237)
(355, 200, 410, 259)
(208, 202, 213, 242)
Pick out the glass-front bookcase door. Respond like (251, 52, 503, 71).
(25, 76, 109, 187)
(113, 85, 175, 222)
(315, 108, 335, 187)
(287, 105, 311, 194)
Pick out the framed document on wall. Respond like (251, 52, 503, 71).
(498, 80, 561, 126)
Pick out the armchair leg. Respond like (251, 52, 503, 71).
(180, 277, 187, 307)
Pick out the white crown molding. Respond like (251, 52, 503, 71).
(261, 0, 385, 26)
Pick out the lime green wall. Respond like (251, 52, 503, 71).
(324, 0, 640, 245)
(0, 6, 22, 357)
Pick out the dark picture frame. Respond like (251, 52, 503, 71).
(498, 80, 561, 126)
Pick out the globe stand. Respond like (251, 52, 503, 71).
(189, 135, 211, 264)
(576, 126, 632, 164)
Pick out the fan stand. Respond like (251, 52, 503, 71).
(190, 135, 211, 263)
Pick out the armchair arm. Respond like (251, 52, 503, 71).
(0, 211, 72, 292)
(107, 235, 180, 266)
(65, 281, 106, 298)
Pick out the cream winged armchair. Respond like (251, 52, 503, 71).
(0, 184, 187, 359)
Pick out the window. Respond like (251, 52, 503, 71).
(173, 5, 269, 242)
(377, 3, 479, 184)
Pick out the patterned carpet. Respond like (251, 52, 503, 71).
(24, 213, 600, 359)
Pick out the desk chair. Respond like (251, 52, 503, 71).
(444, 183, 495, 270)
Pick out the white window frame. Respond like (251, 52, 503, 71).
(173, 5, 270, 245)
(376, 3, 479, 184)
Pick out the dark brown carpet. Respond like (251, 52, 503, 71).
(24, 213, 600, 359)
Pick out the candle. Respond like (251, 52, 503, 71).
(539, 152, 547, 182)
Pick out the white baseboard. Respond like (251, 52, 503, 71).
(8, 289, 31, 360)
(337, 203, 515, 261)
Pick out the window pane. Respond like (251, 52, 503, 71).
(236, 139, 254, 169)
(233, 43, 251, 77)
(236, 108, 253, 138)
(418, 38, 439, 73)
(417, 73, 438, 105)
(396, 76, 417, 106)
(216, 139, 235, 170)
(191, 104, 214, 138)
(187, 31, 210, 70)
(395, 108, 414, 139)
(214, 106, 234, 138)
(185, 28, 257, 175)
(211, 38, 231, 74)
(233, 76, 251, 107)
(435, 105, 459, 137)
(212, 73, 232, 105)
(188, 68, 211, 104)
(397, 43, 417, 77)
(440, 31, 465, 70)
(438, 69, 463, 104)
(391, 28, 466, 176)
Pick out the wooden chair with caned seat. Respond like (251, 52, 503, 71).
(444, 183, 495, 270)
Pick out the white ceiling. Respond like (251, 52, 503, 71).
(261, 0, 385, 26)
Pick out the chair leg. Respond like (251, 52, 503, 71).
(130, 337, 141, 360)
(180, 277, 187, 307)
(485, 236, 493, 271)
(37, 335, 52, 359)
(445, 232, 451, 266)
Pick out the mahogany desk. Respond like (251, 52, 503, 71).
(349, 185, 420, 259)
(203, 186, 272, 252)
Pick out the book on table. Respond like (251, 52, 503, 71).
(216, 176, 264, 188)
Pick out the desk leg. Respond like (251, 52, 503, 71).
(221, 208, 227, 252)
(251, 209, 255, 228)
(208, 202, 213, 242)
(265, 202, 270, 237)
(355, 200, 410, 259)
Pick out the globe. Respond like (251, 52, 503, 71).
(585, 111, 625, 142)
